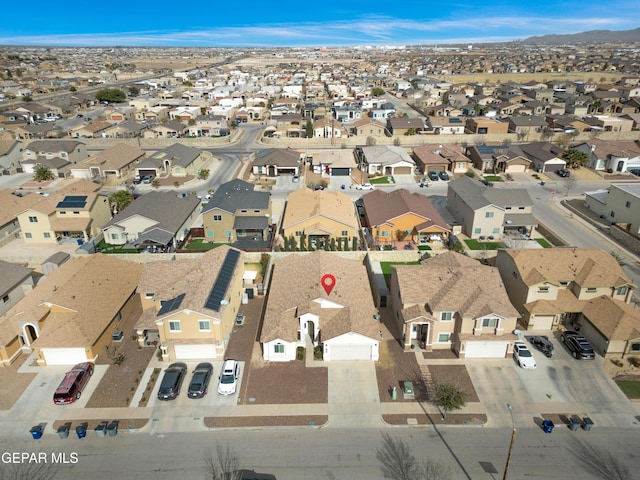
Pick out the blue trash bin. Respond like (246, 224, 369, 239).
(30, 425, 43, 439)
(76, 423, 87, 439)
(542, 419, 554, 433)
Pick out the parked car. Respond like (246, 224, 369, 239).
(132, 174, 142, 185)
(187, 363, 213, 399)
(218, 359, 239, 395)
(292, 174, 300, 182)
(480, 178, 494, 187)
(438, 171, 450, 181)
(526, 335, 554, 358)
(142, 175, 155, 184)
(53, 362, 94, 405)
(355, 183, 375, 190)
(556, 168, 570, 177)
(560, 330, 595, 360)
(428, 171, 439, 181)
(158, 362, 187, 400)
(513, 341, 537, 369)
(235, 313, 245, 326)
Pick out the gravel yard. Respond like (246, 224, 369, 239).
(0, 354, 37, 410)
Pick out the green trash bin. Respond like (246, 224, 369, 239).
(582, 417, 594, 431)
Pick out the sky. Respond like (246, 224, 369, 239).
(0, 1, 638, 47)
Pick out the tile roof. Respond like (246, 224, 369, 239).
(0, 260, 33, 296)
(83, 143, 145, 171)
(394, 251, 519, 320)
(283, 188, 358, 231)
(360, 145, 415, 167)
(252, 148, 300, 168)
(0, 189, 43, 227)
(0, 255, 142, 347)
(412, 144, 469, 166)
(582, 296, 640, 340)
(260, 252, 379, 343)
(24, 140, 84, 153)
(146, 143, 201, 168)
(503, 248, 633, 288)
(21, 180, 101, 216)
(362, 189, 450, 231)
(448, 175, 533, 209)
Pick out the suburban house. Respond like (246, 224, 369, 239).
(312, 118, 345, 139)
(136, 246, 244, 361)
(142, 120, 188, 138)
(387, 117, 425, 135)
(573, 138, 640, 172)
(71, 143, 146, 180)
(103, 120, 148, 139)
(101, 191, 200, 252)
(274, 114, 304, 137)
(355, 145, 416, 176)
(412, 144, 471, 174)
(519, 142, 566, 172)
(0, 260, 35, 317)
(584, 183, 640, 234)
(583, 115, 633, 133)
(142, 143, 206, 177)
(20, 140, 88, 176)
(308, 149, 355, 177)
(0, 254, 143, 366)
(351, 119, 387, 138)
(362, 189, 450, 247)
(282, 188, 358, 250)
(389, 252, 520, 358)
(466, 118, 509, 135)
(17, 180, 110, 245)
(187, 115, 230, 137)
(0, 139, 24, 174)
(495, 248, 638, 356)
(252, 148, 301, 177)
(425, 116, 466, 135)
(466, 145, 532, 173)
(507, 116, 548, 138)
(202, 179, 272, 245)
(260, 251, 380, 361)
(447, 175, 536, 240)
(69, 120, 112, 139)
(0, 189, 42, 246)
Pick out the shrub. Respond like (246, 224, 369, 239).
(296, 347, 305, 361)
(628, 357, 640, 368)
(464, 169, 475, 178)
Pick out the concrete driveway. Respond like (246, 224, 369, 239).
(467, 334, 637, 429)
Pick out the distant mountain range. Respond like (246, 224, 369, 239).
(520, 28, 640, 44)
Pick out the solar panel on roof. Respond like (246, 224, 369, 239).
(204, 249, 240, 312)
(157, 293, 185, 317)
(475, 145, 498, 154)
(449, 117, 463, 123)
(56, 195, 88, 209)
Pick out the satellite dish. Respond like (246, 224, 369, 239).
(219, 299, 229, 305)
(513, 329, 521, 336)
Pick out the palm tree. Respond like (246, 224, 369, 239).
(33, 166, 55, 182)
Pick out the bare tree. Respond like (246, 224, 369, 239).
(203, 443, 241, 480)
(564, 175, 577, 196)
(0, 459, 56, 480)
(568, 438, 630, 480)
(376, 433, 452, 480)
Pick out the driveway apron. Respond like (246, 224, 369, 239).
(327, 362, 383, 428)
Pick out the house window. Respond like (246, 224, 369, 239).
(485, 212, 494, 218)
(25, 233, 32, 239)
(198, 320, 211, 332)
(438, 333, 450, 343)
(610, 211, 615, 218)
(274, 344, 285, 354)
(518, 207, 525, 210)
(382, 230, 389, 237)
(213, 214, 222, 221)
(493, 228, 500, 234)
(73, 211, 80, 215)
(626, 201, 631, 208)
(145, 292, 154, 299)
(168, 320, 181, 332)
(43, 232, 51, 238)
(60, 211, 67, 215)
(587, 287, 597, 292)
(240, 210, 247, 213)
(505, 206, 512, 210)
(341, 230, 348, 236)
(28, 216, 38, 223)
(630, 343, 640, 352)
(482, 318, 498, 328)
(295, 231, 302, 237)
(253, 210, 260, 213)
(207, 230, 214, 237)
(560, 281, 568, 286)
(440, 312, 453, 322)
(225, 230, 232, 238)
(474, 228, 481, 234)
(617, 286, 628, 296)
(538, 287, 549, 293)
(2, 295, 9, 304)
(111, 233, 119, 240)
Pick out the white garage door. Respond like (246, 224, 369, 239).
(42, 348, 88, 366)
(329, 344, 372, 361)
(464, 341, 509, 358)
(173, 344, 217, 360)
(506, 164, 526, 173)
(531, 315, 555, 330)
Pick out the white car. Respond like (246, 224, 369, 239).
(355, 183, 375, 190)
(217, 359, 239, 395)
(513, 341, 537, 369)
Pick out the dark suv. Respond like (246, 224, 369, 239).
(53, 362, 94, 405)
(560, 330, 595, 360)
(187, 362, 213, 399)
(158, 362, 187, 400)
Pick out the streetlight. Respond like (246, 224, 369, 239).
(502, 403, 517, 480)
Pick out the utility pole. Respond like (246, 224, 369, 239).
(502, 403, 517, 480)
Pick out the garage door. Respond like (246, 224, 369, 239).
(506, 164, 526, 173)
(530, 315, 554, 330)
(173, 344, 217, 360)
(138, 169, 157, 176)
(393, 167, 412, 175)
(331, 168, 351, 176)
(329, 344, 372, 361)
(42, 348, 88, 366)
(464, 341, 509, 358)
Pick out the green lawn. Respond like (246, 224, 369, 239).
(615, 380, 640, 399)
(535, 238, 553, 248)
(370, 176, 395, 184)
(464, 239, 507, 250)
(185, 239, 229, 250)
(95, 239, 139, 254)
(418, 245, 432, 250)
(483, 175, 503, 182)
(380, 261, 421, 286)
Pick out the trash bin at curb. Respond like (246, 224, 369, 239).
(95, 421, 108, 437)
(542, 419, 554, 433)
(30, 425, 43, 439)
(569, 416, 580, 431)
(107, 421, 119, 437)
(582, 417, 594, 431)
(57, 423, 70, 439)
(76, 422, 87, 439)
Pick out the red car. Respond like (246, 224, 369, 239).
(53, 362, 94, 405)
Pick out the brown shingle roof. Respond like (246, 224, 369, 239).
(260, 252, 379, 343)
(282, 189, 358, 231)
(582, 296, 640, 340)
(362, 189, 450, 231)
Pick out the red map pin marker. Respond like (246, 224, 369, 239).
(321, 274, 336, 295)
